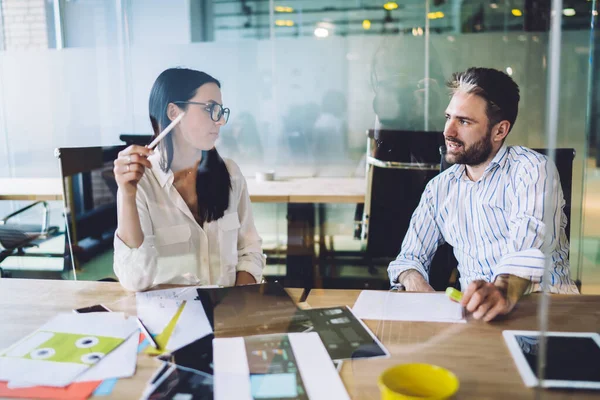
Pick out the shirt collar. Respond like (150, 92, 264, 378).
(149, 151, 173, 188)
(487, 144, 509, 171)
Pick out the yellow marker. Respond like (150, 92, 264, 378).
(446, 287, 463, 303)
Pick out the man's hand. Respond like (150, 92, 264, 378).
(461, 275, 530, 321)
(235, 271, 257, 286)
(398, 270, 435, 292)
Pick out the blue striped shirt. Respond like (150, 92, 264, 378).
(388, 145, 579, 294)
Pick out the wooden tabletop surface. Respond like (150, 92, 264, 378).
(306, 289, 600, 399)
(1, 279, 599, 399)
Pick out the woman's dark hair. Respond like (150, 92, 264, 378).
(149, 67, 231, 223)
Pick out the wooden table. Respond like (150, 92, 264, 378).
(2, 280, 599, 399)
(0, 279, 305, 399)
(0, 178, 63, 201)
(306, 289, 600, 399)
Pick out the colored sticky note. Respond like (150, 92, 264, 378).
(92, 378, 118, 396)
(144, 301, 187, 356)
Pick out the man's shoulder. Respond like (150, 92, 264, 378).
(507, 146, 548, 164)
(506, 146, 560, 186)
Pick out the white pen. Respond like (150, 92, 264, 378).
(147, 112, 185, 150)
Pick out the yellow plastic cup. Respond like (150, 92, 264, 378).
(378, 363, 459, 400)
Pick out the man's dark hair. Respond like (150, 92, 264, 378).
(447, 67, 520, 132)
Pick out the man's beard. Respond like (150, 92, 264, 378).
(445, 126, 493, 166)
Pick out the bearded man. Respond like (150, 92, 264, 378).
(388, 67, 579, 322)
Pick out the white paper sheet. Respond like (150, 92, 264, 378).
(352, 291, 465, 323)
(136, 286, 218, 308)
(213, 333, 350, 400)
(136, 288, 213, 351)
(0, 313, 138, 387)
(213, 338, 251, 400)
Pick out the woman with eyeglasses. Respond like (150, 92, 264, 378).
(112, 67, 264, 291)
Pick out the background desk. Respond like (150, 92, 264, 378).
(248, 177, 366, 289)
(0, 177, 365, 287)
(246, 177, 365, 203)
(0, 177, 366, 203)
(1, 279, 599, 399)
(0, 178, 63, 201)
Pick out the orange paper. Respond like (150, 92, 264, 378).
(0, 380, 101, 400)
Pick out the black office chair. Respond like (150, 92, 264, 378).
(55, 145, 125, 273)
(358, 129, 444, 270)
(430, 146, 578, 290)
(0, 201, 61, 278)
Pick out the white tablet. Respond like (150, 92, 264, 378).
(503, 330, 600, 389)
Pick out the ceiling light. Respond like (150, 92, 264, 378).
(512, 9, 522, 17)
(275, 6, 293, 13)
(506, 67, 513, 76)
(562, 8, 576, 17)
(275, 20, 294, 27)
(383, 2, 398, 11)
(314, 27, 329, 38)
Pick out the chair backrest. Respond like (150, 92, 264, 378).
(55, 145, 125, 266)
(119, 134, 153, 147)
(361, 130, 444, 259)
(530, 148, 575, 239)
(430, 146, 576, 290)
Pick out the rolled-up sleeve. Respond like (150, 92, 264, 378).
(388, 182, 444, 288)
(234, 176, 265, 283)
(493, 158, 562, 283)
(113, 186, 158, 292)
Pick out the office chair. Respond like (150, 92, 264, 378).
(358, 129, 444, 271)
(119, 134, 153, 147)
(431, 146, 579, 290)
(55, 145, 125, 273)
(0, 201, 60, 278)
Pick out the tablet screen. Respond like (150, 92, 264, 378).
(504, 330, 600, 389)
(516, 335, 600, 381)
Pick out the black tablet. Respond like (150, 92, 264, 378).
(503, 330, 600, 389)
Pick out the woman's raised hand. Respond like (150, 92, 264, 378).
(114, 145, 154, 197)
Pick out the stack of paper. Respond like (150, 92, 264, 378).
(0, 312, 139, 397)
(352, 291, 466, 323)
(136, 288, 213, 353)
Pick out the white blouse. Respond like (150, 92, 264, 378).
(113, 152, 265, 291)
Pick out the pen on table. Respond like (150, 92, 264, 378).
(137, 317, 159, 350)
(147, 112, 185, 150)
(446, 287, 463, 303)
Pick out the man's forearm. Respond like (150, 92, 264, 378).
(397, 269, 434, 292)
(398, 269, 423, 285)
(493, 274, 531, 308)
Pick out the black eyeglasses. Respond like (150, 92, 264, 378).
(173, 101, 230, 124)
